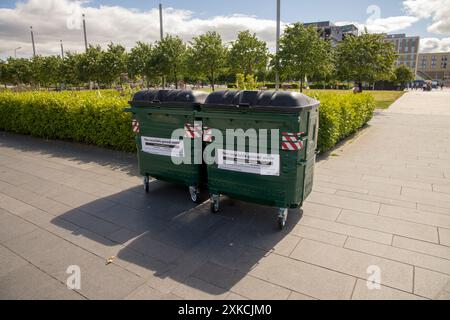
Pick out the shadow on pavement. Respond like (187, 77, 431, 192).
(0, 131, 138, 176)
(51, 179, 301, 295)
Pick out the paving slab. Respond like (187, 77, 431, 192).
(2, 90, 450, 299)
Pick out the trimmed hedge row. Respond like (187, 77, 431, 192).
(0, 90, 375, 154)
(0, 91, 135, 152)
(313, 92, 375, 153)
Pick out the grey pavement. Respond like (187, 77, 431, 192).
(1, 89, 450, 300)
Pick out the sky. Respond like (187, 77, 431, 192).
(0, 0, 449, 59)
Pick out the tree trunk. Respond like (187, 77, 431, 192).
(358, 81, 363, 93)
(175, 71, 178, 89)
(211, 71, 215, 92)
(300, 78, 304, 93)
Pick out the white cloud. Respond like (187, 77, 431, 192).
(336, 16, 419, 34)
(404, 0, 450, 34)
(0, 0, 280, 59)
(2, 0, 450, 59)
(420, 37, 450, 52)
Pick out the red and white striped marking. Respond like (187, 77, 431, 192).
(184, 123, 202, 139)
(132, 119, 140, 134)
(281, 132, 304, 151)
(203, 127, 214, 142)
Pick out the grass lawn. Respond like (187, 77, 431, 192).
(198, 88, 405, 110)
(368, 91, 405, 109)
(305, 89, 405, 109)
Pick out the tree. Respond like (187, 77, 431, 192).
(61, 52, 84, 88)
(127, 42, 156, 87)
(0, 60, 10, 88)
(393, 65, 415, 89)
(30, 55, 45, 87)
(99, 43, 127, 87)
(151, 35, 187, 89)
(44, 56, 63, 89)
(274, 23, 333, 92)
(187, 31, 227, 91)
(336, 31, 397, 92)
(229, 30, 269, 76)
(6, 58, 32, 87)
(77, 45, 103, 88)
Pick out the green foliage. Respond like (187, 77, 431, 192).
(151, 35, 187, 88)
(245, 74, 257, 90)
(0, 90, 374, 154)
(77, 45, 103, 85)
(235, 73, 257, 90)
(336, 32, 397, 88)
(127, 42, 157, 86)
(60, 52, 84, 87)
(5, 57, 32, 86)
(311, 92, 376, 153)
(275, 23, 333, 92)
(393, 65, 415, 87)
(99, 43, 127, 86)
(30, 55, 63, 88)
(0, 60, 7, 87)
(236, 73, 246, 89)
(228, 30, 269, 76)
(0, 91, 134, 152)
(187, 31, 227, 91)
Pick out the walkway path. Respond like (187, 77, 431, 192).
(1, 90, 450, 300)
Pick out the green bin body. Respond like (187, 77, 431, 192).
(201, 90, 319, 209)
(126, 90, 208, 192)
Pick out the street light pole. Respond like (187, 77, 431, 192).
(82, 13, 88, 52)
(275, 0, 281, 91)
(14, 47, 22, 58)
(159, 2, 164, 40)
(60, 40, 64, 59)
(30, 26, 36, 57)
(159, 2, 165, 88)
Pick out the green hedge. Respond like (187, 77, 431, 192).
(312, 92, 375, 153)
(0, 91, 135, 152)
(0, 90, 375, 154)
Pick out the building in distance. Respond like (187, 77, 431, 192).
(303, 21, 359, 46)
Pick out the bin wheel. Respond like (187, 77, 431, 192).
(210, 194, 220, 213)
(277, 208, 288, 231)
(189, 186, 201, 204)
(143, 176, 150, 193)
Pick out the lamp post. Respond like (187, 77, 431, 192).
(14, 47, 22, 58)
(60, 40, 64, 59)
(82, 13, 88, 52)
(159, 2, 165, 88)
(159, 2, 164, 40)
(30, 26, 36, 57)
(275, 0, 281, 91)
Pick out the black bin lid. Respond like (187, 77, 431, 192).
(129, 89, 209, 107)
(203, 90, 319, 113)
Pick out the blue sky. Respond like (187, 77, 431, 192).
(0, 0, 433, 37)
(1, 0, 449, 58)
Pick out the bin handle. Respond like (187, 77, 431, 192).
(237, 103, 251, 108)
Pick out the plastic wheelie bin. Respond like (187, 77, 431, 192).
(200, 90, 320, 229)
(125, 89, 208, 203)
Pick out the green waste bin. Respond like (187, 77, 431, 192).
(200, 90, 320, 229)
(125, 89, 208, 203)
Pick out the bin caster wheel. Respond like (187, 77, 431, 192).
(210, 194, 220, 213)
(189, 186, 201, 204)
(143, 176, 150, 193)
(277, 208, 288, 231)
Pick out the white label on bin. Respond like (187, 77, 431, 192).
(217, 149, 280, 176)
(141, 136, 184, 158)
